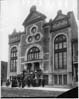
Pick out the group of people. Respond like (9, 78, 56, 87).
(10, 70, 46, 88)
(21, 77, 45, 88)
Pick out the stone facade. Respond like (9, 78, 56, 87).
(8, 6, 78, 87)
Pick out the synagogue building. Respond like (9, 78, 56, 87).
(8, 6, 78, 86)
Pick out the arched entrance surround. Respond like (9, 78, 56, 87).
(24, 44, 43, 72)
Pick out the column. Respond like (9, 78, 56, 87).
(48, 74, 53, 85)
(74, 66, 76, 82)
(17, 43, 21, 74)
(32, 63, 34, 71)
(40, 61, 43, 71)
(48, 33, 53, 85)
(24, 64, 27, 70)
(57, 75, 59, 85)
(7, 46, 10, 79)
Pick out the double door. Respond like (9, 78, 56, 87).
(27, 62, 40, 72)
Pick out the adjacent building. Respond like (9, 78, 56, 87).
(8, 6, 78, 86)
(1, 61, 8, 85)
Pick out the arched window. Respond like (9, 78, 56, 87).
(54, 34, 67, 70)
(27, 47, 40, 61)
(10, 47, 17, 72)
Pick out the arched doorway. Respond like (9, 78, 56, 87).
(26, 46, 42, 72)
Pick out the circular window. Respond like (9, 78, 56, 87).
(28, 36, 33, 42)
(31, 26, 37, 34)
(35, 34, 40, 40)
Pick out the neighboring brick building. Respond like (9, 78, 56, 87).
(1, 61, 8, 85)
(8, 6, 78, 87)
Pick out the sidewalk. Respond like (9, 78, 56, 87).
(2, 85, 70, 92)
(24, 86, 70, 92)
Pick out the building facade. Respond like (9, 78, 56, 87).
(8, 6, 78, 86)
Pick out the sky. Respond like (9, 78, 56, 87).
(0, 0, 79, 61)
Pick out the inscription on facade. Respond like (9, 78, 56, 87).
(52, 19, 69, 31)
(9, 35, 20, 43)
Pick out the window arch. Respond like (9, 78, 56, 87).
(27, 47, 40, 61)
(54, 34, 67, 70)
(10, 47, 17, 72)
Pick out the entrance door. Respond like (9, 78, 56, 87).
(74, 64, 78, 82)
(43, 75, 48, 85)
(27, 63, 32, 72)
(34, 62, 40, 71)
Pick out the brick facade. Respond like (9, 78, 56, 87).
(8, 6, 78, 87)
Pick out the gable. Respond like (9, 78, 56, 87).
(53, 10, 67, 22)
(54, 14, 66, 21)
(23, 6, 46, 26)
(51, 10, 70, 31)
